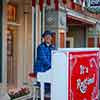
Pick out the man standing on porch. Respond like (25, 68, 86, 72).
(34, 30, 55, 73)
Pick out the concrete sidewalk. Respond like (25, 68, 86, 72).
(0, 94, 10, 100)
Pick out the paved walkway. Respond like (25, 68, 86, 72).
(0, 93, 100, 100)
(0, 94, 10, 100)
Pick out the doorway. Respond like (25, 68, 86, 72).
(7, 28, 17, 88)
(66, 37, 74, 48)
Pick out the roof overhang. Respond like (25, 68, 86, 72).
(60, 7, 100, 25)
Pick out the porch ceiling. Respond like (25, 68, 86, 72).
(67, 16, 95, 26)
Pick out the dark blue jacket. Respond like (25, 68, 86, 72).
(34, 43, 55, 73)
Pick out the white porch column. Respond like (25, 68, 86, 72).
(1, 0, 7, 95)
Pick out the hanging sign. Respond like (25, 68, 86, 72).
(74, 0, 100, 13)
(86, 0, 100, 13)
(90, 0, 100, 6)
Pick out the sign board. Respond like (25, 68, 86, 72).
(37, 48, 99, 100)
(52, 48, 99, 100)
(90, 0, 100, 6)
(74, 0, 100, 13)
(86, 0, 100, 13)
(68, 49, 99, 100)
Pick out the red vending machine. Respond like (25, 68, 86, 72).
(52, 48, 99, 100)
(68, 49, 99, 100)
(37, 48, 99, 100)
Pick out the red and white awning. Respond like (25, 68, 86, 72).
(32, 0, 70, 11)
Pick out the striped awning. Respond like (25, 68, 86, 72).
(32, 0, 70, 11)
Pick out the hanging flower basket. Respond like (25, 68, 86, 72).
(8, 87, 30, 100)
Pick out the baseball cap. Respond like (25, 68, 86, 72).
(42, 30, 54, 37)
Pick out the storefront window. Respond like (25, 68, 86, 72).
(87, 25, 100, 47)
(7, 3, 17, 22)
(88, 37, 94, 47)
(7, 2, 17, 86)
(88, 37, 100, 47)
(7, 28, 14, 84)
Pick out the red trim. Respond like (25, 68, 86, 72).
(70, 0, 75, 9)
(39, 0, 44, 11)
(62, 0, 67, 4)
(46, 0, 51, 6)
(54, 0, 59, 11)
(28, 73, 37, 78)
(67, 15, 96, 25)
(81, 0, 83, 3)
(32, 0, 36, 7)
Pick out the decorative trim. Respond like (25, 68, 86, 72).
(60, 6, 100, 24)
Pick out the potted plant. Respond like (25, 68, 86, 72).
(8, 87, 30, 100)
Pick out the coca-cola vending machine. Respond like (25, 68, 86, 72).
(51, 48, 99, 100)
